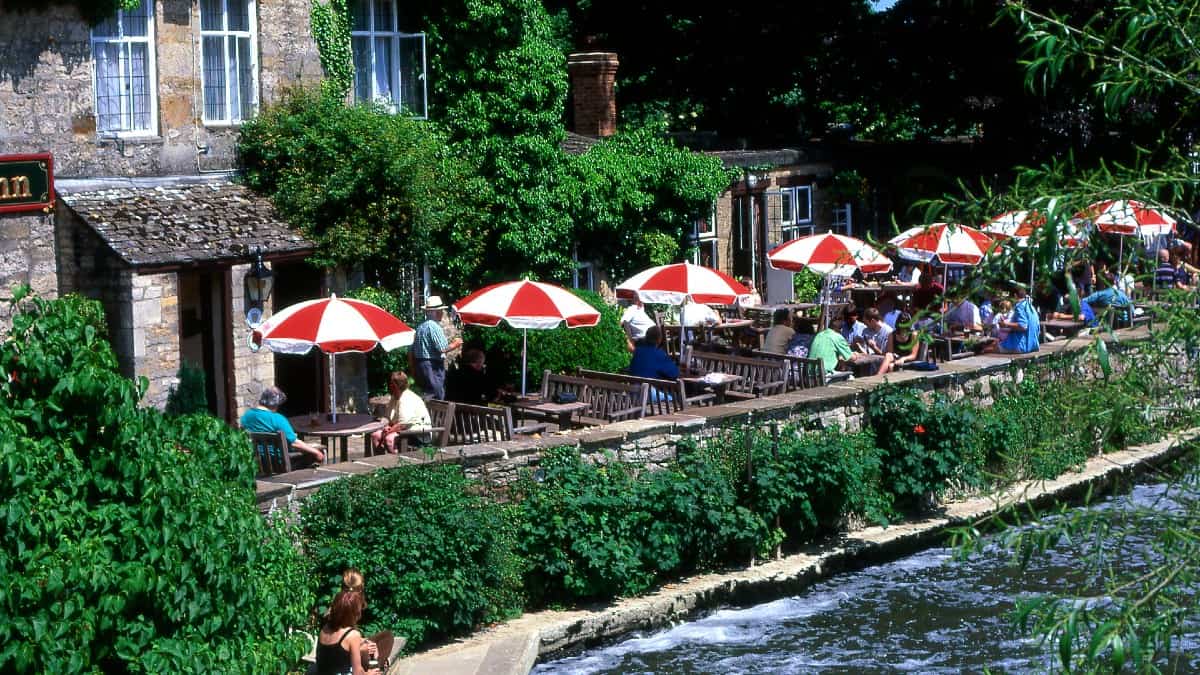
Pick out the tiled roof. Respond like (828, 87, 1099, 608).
(562, 131, 601, 155)
(706, 149, 806, 168)
(57, 176, 313, 269)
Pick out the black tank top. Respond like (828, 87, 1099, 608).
(315, 627, 355, 675)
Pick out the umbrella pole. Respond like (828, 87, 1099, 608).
(521, 328, 528, 396)
(330, 352, 337, 424)
(1029, 255, 1035, 291)
(679, 297, 688, 365)
(941, 265, 948, 334)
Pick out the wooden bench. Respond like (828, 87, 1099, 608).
(749, 350, 839, 389)
(688, 352, 788, 400)
(249, 430, 308, 476)
(447, 401, 548, 445)
(538, 371, 649, 425)
(576, 368, 714, 415)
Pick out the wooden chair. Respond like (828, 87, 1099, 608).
(750, 350, 831, 390)
(249, 430, 305, 476)
(689, 352, 788, 399)
(540, 372, 649, 425)
(576, 368, 714, 414)
(448, 401, 548, 445)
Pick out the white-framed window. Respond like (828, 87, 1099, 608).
(572, 248, 594, 291)
(690, 204, 719, 268)
(200, 0, 258, 124)
(91, 0, 157, 136)
(779, 186, 813, 241)
(832, 202, 853, 235)
(350, 0, 428, 118)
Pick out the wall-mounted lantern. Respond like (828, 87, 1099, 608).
(243, 248, 273, 328)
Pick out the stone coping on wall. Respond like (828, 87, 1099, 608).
(255, 327, 1147, 510)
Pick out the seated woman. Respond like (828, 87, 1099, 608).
(371, 372, 432, 453)
(445, 348, 500, 405)
(877, 313, 922, 375)
(785, 321, 816, 358)
(315, 589, 381, 675)
(240, 386, 325, 466)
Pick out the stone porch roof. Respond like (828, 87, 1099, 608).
(57, 174, 313, 269)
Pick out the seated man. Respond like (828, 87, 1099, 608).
(785, 321, 816, 358)
(446, 348, 499, 405)
(372, 371, 432, 453)
(680, 302, 720, 344)
(839, 305, 868, 344)
(620, 297, 656, 348)
(945, 293, 983, 332)
(853, 307, 894, 374)
(628, 326, 680, 381)
(761, 308, 795, 354)
(992, 282, 1041, 354)
(809, 326, 858, 375)
(240, 386, 325, 467)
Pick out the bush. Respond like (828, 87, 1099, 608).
(865, 385, 982, 510)
(0, 291, 311, 672)
(299, 464, 524, 648)
(164, 361, 208, 416)
(514, 447, 758, 604)
(793, 268, 822, 303)
(463, 288, 629, 387)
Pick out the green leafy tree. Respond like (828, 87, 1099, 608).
(0, 290, 311, 672)
(164, 361, 208, 417)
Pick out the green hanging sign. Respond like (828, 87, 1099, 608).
(0, 154, 54, 214)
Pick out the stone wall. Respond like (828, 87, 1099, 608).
(0, 210, 57, 322)
(0, 0, 322, 177)
(231, 261, 275, 419)
(132, 272, 181, 408)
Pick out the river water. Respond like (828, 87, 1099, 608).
(533, 481, 1199, 674)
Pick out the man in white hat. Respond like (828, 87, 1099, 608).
(412, 296, 462, 400)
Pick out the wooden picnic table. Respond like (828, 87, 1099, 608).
(507, 397, 590, 430)
(1042, 318, 1086, 337)
(679, 372, 744, 404)
(289, 413, 385, 463)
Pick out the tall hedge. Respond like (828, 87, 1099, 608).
(0, 291, 312, 672)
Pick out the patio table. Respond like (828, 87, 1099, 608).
(1042, 318, 1086, 337)
(679, 372, 744, 404)
(289, 413, 386, 463)
(508, 397, 590, 430)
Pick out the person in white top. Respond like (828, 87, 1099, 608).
(681, 302, 720, 327)
(620, 298, 656, 343)
(371, 371, 432, 453)
(737, 277, 763, 310)
(896, 263, 922, 285)
(946, 294, 983, 332)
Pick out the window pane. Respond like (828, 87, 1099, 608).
(373, 36, 394, 102)
(122, 0, 150, 37)
(228, 0, 250, 32)
(129, 43, 151, 130)
(350, 0, 370, 31)
(398, 34, 425, 116)
(374, 0, 395, 32)
(781, 191, 793, 224)
(227, 38, 241, 120)
(237, 37, 255, 118)
(795, 188, 811, 222)
(203, 35, 227, 120)
(200, 0, 222, 30)
(94, 43, 123, 132)
(93, 15, 119, 38)
(351, 36, 371, 102)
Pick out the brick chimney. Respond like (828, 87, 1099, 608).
(567, 52, 619, 137)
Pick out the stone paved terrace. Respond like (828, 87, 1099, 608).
(256, 327, 1151, 512)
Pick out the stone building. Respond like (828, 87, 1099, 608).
(0, 0, 355, 422)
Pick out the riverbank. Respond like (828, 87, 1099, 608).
(391, 427, 1198, 675)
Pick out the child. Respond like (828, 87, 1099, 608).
(990, 299, 1013, 342)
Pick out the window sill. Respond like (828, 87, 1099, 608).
(202, 121, 245, 129)
(95, 134, 163, 146)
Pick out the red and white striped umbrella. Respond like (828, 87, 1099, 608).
(982, 210, 1086, 248)
(252, 294, 414, 354)
(767, 232, 893, 276)
(1080, 199, 1176, 236)
(615, 261, 749, 306)
(888, 222, 997, 265)
(252, 294, 414, 420)
(454, 280, 601, 329)
(453, 280, 600, 394)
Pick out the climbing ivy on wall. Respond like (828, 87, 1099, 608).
(310, 0, 354, 99)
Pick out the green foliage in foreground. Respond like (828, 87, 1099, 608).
(464, 288, 630, 386)
(0, 292, 311, 672)
(299, 464, 524, 647)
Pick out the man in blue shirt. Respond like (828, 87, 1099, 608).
(239, 386, 325, 465)
(412, 296, 463, 400)
(629, 326, 679, 381)
(997, 282, 1041, 354)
